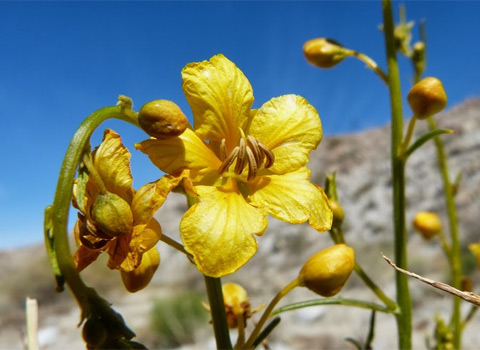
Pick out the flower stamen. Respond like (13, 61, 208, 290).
(258, 141, 275, 168)
(246, 147, 258, 181)
(247, 135, 263, 166)
(219, 139, 227, 161)
(218, 146, 239, 175)
(234, 138, 247, 175)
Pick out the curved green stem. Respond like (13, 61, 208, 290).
(204, 276, 233, 350)
(351, 51, 389, 85)
(48, 105, 138, 310)
(244, 279, 299, 349)
(272, 297, 396, 316)
(427, 117, 462, 349)
(331, 228, 398, 312)
(382, 0, 412, 348)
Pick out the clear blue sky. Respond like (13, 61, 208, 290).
(1, 1, 479, 249)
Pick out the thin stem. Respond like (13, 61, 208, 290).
(49, 105, 138, 310)
(333, 227, 398, 312)
(234, 312, 246, 349)
(382, 0, 412, 348)
(203, 276, 233, 350)
(159, 233, 189, 255)
(400, 116, 417, 154)
(427, 116, 462, 349)
(243, 279, 299, 349)
(351, 51, 389, 85)
(462, 304, 478, 329)
(272, 297, 395, 316)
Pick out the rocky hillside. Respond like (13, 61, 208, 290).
(2, 98, 480, 349)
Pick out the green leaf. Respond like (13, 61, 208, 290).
(401, 129, 453, 160)
(43, 205, 65, 291)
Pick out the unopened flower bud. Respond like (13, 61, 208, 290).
(82, 317, 108, 348)
(121, 248, 160, 292)
(303, 38, 351, 69)
(329, 200, 344, 228)
(298, 244, 354, 297)
(222, 282, 251, 329)
(408, 77, 447, 119)
(412, 41, 425, 75)
(92, 192, 133, 238)
(138, 100, 188, 139)
(413, 211, 442, 240)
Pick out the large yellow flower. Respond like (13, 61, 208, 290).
(136, 54, 332, 277)
(73, 129, 181, 291)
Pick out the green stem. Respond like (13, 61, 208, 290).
(244, 279, 299, 349)
(427, 117, 462, 349)
(332, 227, 398, 312)
(382, 1, 412, 348)
(204, 276, 233, 350)
(272, 297, 395, 316)
(400, 116, 417, 154)
(351, 51, 389, 85)
(49, 105, 138, 310)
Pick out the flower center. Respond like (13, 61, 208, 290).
(217, 134, 275, 181)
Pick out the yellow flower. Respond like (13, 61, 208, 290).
(136, 54, 333, 277)
(73, 129, 181, 290)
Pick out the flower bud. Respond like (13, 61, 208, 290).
(303, 38, 351, 69)
(222, 282, 251, 328)
(412, 211, 442, 240)
(82, 317, 108, 348)
(121, 248, 160, 292)
(92, 192, 133, 238)
(298, 244, 354, 297)
(412, 41, 426, 76)
(407, 77, 447, 119)
(138, 100, 188, 139)
(329, 199, 344, 228)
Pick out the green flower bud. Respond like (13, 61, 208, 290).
(412, 211, 442, 240)
(303, 38, 351, 69)
(138, 100, 188, 139)
(298, 244, 355, 297)
(82, 317, 108, 348)
(92, 192, 133, 238)
(408, 77, 447, 119)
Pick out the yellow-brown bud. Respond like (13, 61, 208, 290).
(222, 283, 251, 329)
(298, 244, 354, 297)
(138, 100, 188, 139)
(91, 192, 133, 238)
(121, 248, 160, 292)
(407, 77, 447, 119)
(303, 38, 351, 69)
(412, 211, 442, 239)
(82, 317, 108, 348)
(329, 199, 344, 228)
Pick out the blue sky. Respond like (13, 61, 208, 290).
(1, 1, 479, 249)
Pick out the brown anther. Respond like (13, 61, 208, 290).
(246, 147, 258, 181)
(258, 141, 275, 168)
(218, 146, 239, 175)
(219, 139, 227, 162)
(247, 136, 263, 166)
(234, 138, 247, 175)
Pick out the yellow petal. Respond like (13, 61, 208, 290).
(131, 174, 184, 225)
(182, 54, 254, 151)
(94, 129, 134, 200)
(249, 95, 322, 174)
(248, 167, 332, 232)
(180, 183, 267, 277)
(121, 247, 160, 293)
(136, 128, 221, 181)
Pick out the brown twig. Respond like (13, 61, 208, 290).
(382, 253, 480, 306)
